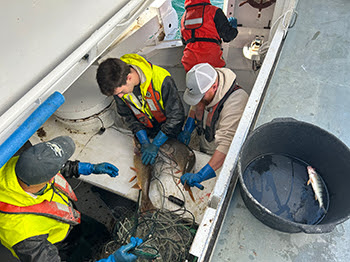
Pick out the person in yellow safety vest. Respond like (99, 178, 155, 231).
(0, 136, 141, 262)
(96, 54, 185, 166)
(178, 63, 248, 190)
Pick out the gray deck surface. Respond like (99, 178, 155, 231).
(212, 0, 350, 261)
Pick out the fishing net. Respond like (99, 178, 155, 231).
(96, 150, 198, 261)
(100, 208, 196, 261)
(91, 139, 200, 261)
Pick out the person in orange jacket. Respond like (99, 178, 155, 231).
(181, 0, 238, 72)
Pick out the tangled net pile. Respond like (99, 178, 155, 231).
(99, 150, 197, 261)
(100, 207, 196, 261)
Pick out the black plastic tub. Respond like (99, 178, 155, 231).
(238, 118, 350, 233)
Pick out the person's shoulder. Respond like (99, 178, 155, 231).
(153, 64, 171, 77)
(217, 67, 236, 82)
(213, 7, 229, 22)
(213, 6, 225, 14)
(226, 88, 249, 107)
(208, 4, 220, 14)
(234, 87, 249, 97)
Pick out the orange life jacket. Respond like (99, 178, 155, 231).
(124, 80, 166, 128)
(181, 1, 226, 71)
(181, 1, 221, 46)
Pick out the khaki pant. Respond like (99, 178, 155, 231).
(189, 130, 216, 156)
(199, 135, 216, 155)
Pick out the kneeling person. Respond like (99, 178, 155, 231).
(179, 63, 248, 189)
(0, 136, 140, 262)
(96, 54, 185, 166)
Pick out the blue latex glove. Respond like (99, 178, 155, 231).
(142, 130, 168, 165)
(78, 162, 119, 177)
(178, 117, 195, 146)
(228, 17, 237, 29)
(180, 164, 216, 190)
(97, 237, 143, 262)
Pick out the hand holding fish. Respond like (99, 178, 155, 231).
(131, 138, 196, 212)
(141, 143, 159, 165)
(141, 130, 168, 165)
(181, 172, 204, 190)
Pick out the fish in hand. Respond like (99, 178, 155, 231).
(158, 139, 196, 202)
(306, 165, 326, 212)
(130, 138, 197, 212)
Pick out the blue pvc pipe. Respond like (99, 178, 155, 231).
(0, 91, 65, 168)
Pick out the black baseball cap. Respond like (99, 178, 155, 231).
(15, 136, 75, 185)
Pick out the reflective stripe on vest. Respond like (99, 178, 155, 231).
(51, 173, 77, 202)
(144, 82, 166, 123)
(125, 101, 154, 128)
(0, 200, 80, 225)
(190, 84, 242, 142)
(124, 80, 166, 128)
(184, 17, 202, 26)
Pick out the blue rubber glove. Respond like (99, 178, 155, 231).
(180, 164, 216, 190)
(97, 237, 143, 262)
(142, 130, 168, 165)
(78, 162, 119, 177)
(178, 117, 195, 146)
(136, 129, 151, 154)
(228, 17, 237, 29)
(135, 130, 150, 145)
(114, 237, 143, 262)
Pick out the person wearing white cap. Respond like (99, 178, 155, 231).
(0, 136, 142, 262)
(179, 63, 248, 189)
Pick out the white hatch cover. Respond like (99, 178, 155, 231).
(55, 65, 113, 120)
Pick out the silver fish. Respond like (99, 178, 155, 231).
(306, 166, 325, 211)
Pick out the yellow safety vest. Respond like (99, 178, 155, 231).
(120, 54, 170, 126)
(0, 157, 72, 258)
